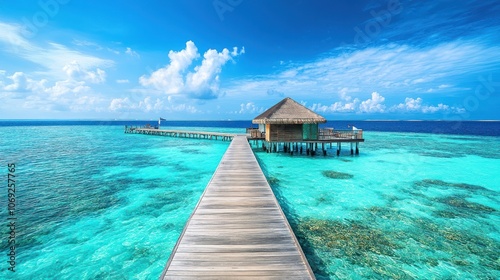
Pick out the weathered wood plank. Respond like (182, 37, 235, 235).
(160, 136, 315, 279)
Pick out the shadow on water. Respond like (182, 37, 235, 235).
(255, 156, 332, 279)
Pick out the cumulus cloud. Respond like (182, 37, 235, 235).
(238, 102, 264, 114)
(391, 97, 465, 114)
(140, 40, 244, 99)
(140, 41, 199, 94)
(3, 72, 29, 91)
(310, 99, 359, 113)
(109, 97, 133, 112)
(359, 92, 386, 113)
(308, 92, 467, 115)
(63, 61, 106, 83)
(0, 66, 101, 113)
(1, 71, 48, 98)
(45, 79, 91, 97)
(311, 92, 385, 114)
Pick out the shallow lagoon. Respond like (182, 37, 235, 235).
(0, 125, 498, 279)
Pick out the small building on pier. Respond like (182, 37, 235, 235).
(249, 97, 364, 155)
(252, 97, 326, 142)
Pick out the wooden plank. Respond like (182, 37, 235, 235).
(160, 136, 315, 279)
(163, 270, 314, 280)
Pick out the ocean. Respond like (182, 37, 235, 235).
(0, 121, 498, 279)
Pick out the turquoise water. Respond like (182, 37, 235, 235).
(254, 132, 499, 279)
(0, 125, 499, 279)
(0, 126, 231, 279)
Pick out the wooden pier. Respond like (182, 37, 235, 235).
(160, 136, 315, 279)
(125, 126, 236, 141)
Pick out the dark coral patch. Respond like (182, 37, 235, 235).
(322, 170, 354, 179)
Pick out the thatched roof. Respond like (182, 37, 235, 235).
(252, 97, 326, 124)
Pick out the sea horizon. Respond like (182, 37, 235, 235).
(1, 119, 499, 137)
(1, 118, 499, 121)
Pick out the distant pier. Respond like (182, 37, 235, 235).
(160, 136, 315, 279)
(125, 125, 364, 156)
(125, 126, 237, 141)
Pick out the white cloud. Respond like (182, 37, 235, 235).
(69, 95, 105, 112)
(238, 102, 264, 114)
(232, 46, 245, 56)
(0, 68, 100, 111)
(125, 47, 139, 58)
(4, 72, 29, 91)
(224, 39, 500, 104)
(19, 83, 105, 113)
(73, 39, 103, 50)
(309, 92, 385, 114)
(116, 79, 130, 84)
(0, 22, 31, 50)
(391, 97, 465, 114)
(45, 79, 90, 97)
(359, 92, 386, 113)
(140, 41, 199, 94)
(63, 61, 106, 83)
(108, 96, 199, 114)
(394, 97, 423, 111)
(169, 103, 198, 113)
(109, 97, 133, 112)
(140, 40, 244, 99)
(310, 98, 360, 113)
(339, 87, 354, 101)
(1, 71, 49, 97)
(0, 22, 113, 79)
(422, 104, 449, 113)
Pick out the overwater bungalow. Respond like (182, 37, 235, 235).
(248, 97, 364, 155)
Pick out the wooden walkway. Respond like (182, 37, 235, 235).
(125, 126, 236, 141)
(160, 136, 315, 279)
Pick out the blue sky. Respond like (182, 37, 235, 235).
(0, 0, 499, 120)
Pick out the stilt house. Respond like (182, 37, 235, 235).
(252, 97, 326, 142)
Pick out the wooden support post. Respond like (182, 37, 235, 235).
(350, 142, 354, 155)
(356, 142, 359, 155)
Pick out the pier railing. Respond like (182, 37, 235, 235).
(318, 129, 363, 140)
(246, 128, 363, 140)
(246, 128, 265, 139)
(125, 125, 236, 141)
